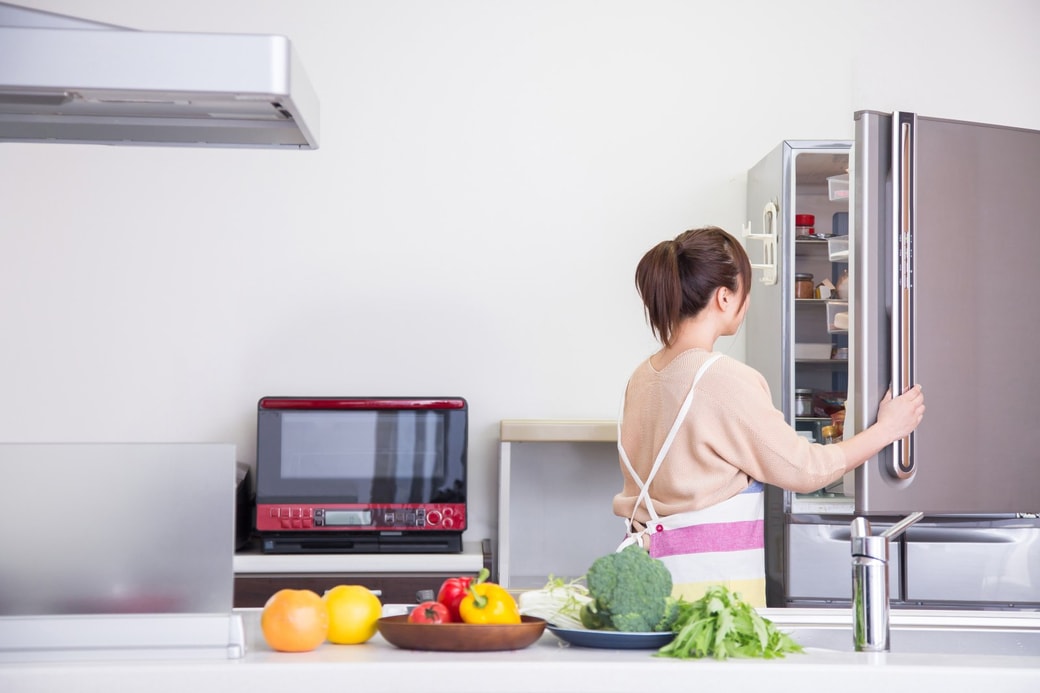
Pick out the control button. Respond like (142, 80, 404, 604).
(426, 511, 442, 525)
(281, 518, 292, 529)
(291, 508, 302, 519)
(269, 507, 280, 518)
(292, 519, 302, 529)
(303, 508, 313, 518)
(442, 507, 454, 517)
(442, 517, 454, 529)
(303, 518, 313, 529)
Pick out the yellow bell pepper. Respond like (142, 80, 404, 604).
(458, 578, 521, 624)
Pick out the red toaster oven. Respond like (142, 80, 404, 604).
(254, 396, 467, 553)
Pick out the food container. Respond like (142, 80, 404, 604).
(835, 268, 849, 300)
(795, 389, 814, 417)
(812, 391, 847, 417)
(820, 425, 841, 445)
(827, 236, 849, 262)
(795, 213, 816, 238)
(827, 301, 849, 332)
(795, 273, 815, 299)
(828, 174, 849, 201)
(794, 343, 833, 360)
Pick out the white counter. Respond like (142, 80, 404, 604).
(2, 609, 1039, 693)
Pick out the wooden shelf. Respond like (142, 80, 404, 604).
(499, 419, 616, 443)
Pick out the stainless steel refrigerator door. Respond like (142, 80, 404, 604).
(854, 111, 1040, 514)
(745, 142, 789, 415)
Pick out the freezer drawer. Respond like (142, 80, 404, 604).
(904, 526, 1040, 605)
(788, 522, 902, 602)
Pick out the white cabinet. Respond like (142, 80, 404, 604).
(497, 420, 621, 589)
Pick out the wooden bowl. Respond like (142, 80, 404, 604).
(376, 615, 546, 652)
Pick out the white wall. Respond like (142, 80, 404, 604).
(2, 0, 1038, 545)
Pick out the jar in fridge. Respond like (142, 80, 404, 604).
(795, 213, 815, 238)
(794, 389, 814, 417)
(820, 425, 841, 445)
(794, 273, 815, 299)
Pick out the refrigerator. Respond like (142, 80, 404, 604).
(745, 112, 1040, 610)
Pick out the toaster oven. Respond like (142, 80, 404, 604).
(254, 397, 467, 553)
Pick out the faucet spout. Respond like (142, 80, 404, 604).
(851, 511, 924, 652)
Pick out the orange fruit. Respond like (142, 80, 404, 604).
(260, 589, 329, 652)
(324, 584, 383, 644)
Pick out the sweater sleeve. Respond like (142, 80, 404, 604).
(695, 359, 848, 493)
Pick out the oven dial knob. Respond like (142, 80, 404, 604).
(426, 510, 441, 525)
(442, 517, 454, 529)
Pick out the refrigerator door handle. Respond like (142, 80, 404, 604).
(890, 112, 916, 480)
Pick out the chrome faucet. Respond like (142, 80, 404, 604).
(850, 511, 924, 652)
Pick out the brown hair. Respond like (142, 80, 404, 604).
(634, 226, 752, 347)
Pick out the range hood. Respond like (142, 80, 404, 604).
(0, 2, 319, 149)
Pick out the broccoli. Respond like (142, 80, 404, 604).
(578, 544, 675, 632)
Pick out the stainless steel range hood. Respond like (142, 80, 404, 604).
(0, 3, 319, 149)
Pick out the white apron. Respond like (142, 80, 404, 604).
(616, 353, 767, 606)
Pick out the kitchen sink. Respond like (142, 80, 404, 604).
(759, 608, 1040, 656)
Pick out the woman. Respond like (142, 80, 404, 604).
(613, 226, 925, 607)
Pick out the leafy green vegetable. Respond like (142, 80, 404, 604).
(656, 585, 803, 660)
(517, 576, 593, 629)
(579, 544, 675, 633)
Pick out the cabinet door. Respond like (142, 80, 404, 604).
(500, 440, 621, 590)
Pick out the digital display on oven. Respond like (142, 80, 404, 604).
(323, 510, 372, 526)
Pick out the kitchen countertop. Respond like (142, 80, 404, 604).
(2, 609, 1039, 693)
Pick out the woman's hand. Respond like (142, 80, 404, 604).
(837, 384, 926, 472)
(876, 385, 925, 442)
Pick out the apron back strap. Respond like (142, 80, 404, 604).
(617, 353, 724, 548)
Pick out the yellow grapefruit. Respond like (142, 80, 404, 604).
(324, 584, 383, 644)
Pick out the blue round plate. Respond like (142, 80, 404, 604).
(546, 625, 676, 649)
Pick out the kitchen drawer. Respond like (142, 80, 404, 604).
(904, 525, 1040, 604)
(788, 521, 902, 602)
(234, 574, 453, 607)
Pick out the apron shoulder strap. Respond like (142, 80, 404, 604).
(617, 353, 724, 549)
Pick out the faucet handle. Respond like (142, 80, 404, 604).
(881, 511, 925, 540)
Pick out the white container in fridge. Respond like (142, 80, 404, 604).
(827, 173, 849, 201)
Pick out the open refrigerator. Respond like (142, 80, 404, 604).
(744, 116, 1040, 610)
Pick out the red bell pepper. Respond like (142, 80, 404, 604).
(436, 573, 476, 622)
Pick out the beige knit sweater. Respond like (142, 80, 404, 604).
(613, 348, 847, 524)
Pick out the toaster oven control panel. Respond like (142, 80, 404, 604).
(255, 503, 466, 532)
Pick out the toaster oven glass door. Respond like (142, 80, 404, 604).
(256, 405, 466, 505)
